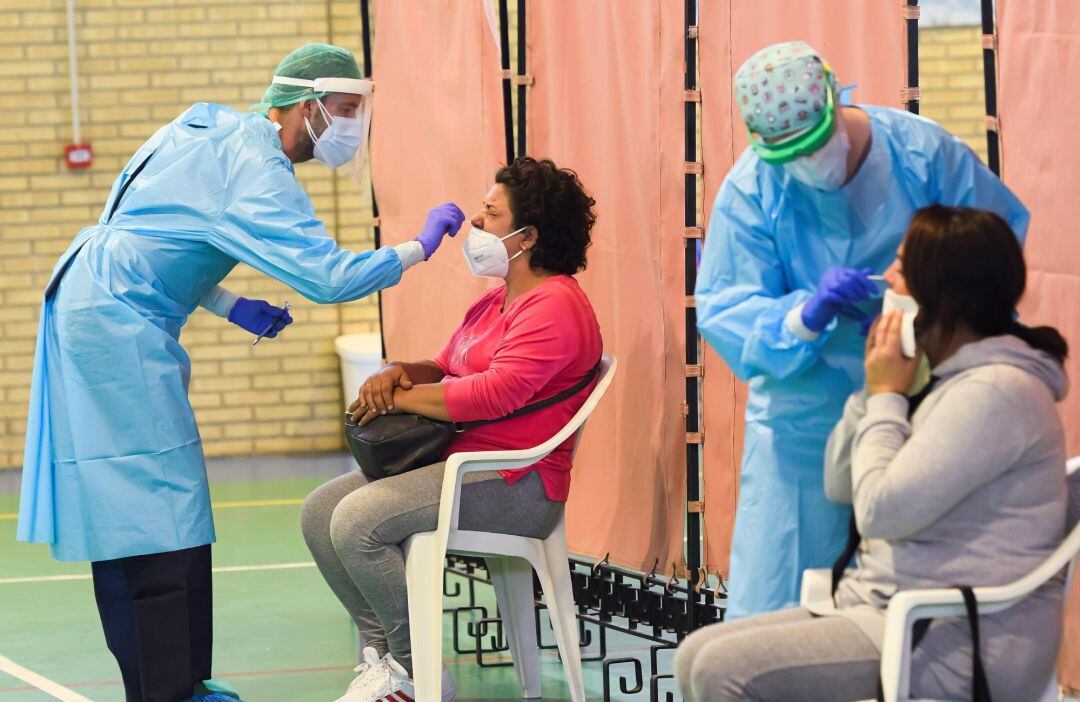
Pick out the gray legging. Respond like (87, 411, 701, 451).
(300, 463, 563, 675)
(675, 608, 881, 702)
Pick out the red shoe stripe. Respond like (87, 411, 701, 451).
(396, 692, 414, 702)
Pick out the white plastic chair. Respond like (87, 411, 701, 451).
(801, 456, 1080, 702)
(402, 355, 617, 702)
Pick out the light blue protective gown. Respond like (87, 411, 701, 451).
(18, 103, 404, 562)
(696, 106, 1029, 618)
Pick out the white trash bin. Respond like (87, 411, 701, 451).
(335, 333, 383, 408)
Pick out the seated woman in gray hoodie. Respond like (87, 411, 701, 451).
(675, 205, 1070, 702)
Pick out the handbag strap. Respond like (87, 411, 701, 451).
(881, 586, 992, 701)
(958, 585, 993, 702)
(454, 359, 603, 432)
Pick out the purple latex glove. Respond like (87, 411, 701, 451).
(801, 267, 875, 333)
(414, 203, 466, 260)
(227, 298, 293, 338)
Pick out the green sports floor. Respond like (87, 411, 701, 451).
(0, 455, 675, 702)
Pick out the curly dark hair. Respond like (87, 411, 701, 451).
(495, 157, 596, 275)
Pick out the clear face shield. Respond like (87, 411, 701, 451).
(270, 75, 375, 182)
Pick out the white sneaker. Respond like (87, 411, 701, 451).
(335, 648, 388, 702)
(338, 651, 457, 702)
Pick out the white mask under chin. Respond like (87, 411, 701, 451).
(462, 226, 527, 279)
(784, 124, 852, 191)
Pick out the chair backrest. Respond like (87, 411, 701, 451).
(1067, 456, 1080, 533)
(1064, 456, 1080, 589)
(441, 356, 617, 532)
(567, 355, 617, 461)
(450, 355, 617, 466)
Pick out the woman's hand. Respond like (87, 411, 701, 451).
(349, 364, 413, 422)
(866, 310, 919, 396)
(353, 397, 404, 427)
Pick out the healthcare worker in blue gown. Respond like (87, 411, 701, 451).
(696, 42, 1029, 619)
(16, 44, 464, 702)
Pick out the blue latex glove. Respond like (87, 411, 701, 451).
(227, 298, 293, 338)
(801, 267, 875, 333)
(414, 203, 466, 260)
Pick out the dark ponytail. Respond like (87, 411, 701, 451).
(1007, 320, 1069, 365)
(903, 205, 1069, 365)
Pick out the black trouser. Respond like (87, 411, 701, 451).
(91, 545, 213, 702)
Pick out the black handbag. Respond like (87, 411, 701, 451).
(344, 361, 602, 481)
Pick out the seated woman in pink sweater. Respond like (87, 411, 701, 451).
(301, 157, 602, 702)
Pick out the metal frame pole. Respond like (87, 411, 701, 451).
(516, 0, 527, 158)
(683, 0, 702, 630)
(498, 0, 515, 164)
(980, 0, 1001, 174)
(906, 0, 920, 115)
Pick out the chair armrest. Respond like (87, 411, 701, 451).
(880, 581, 1055, 701)
(879, 588, 970, 702)
(800, 568, 833, 607)
(436, 449, 557, 533)
(878, 498, 1080, 701)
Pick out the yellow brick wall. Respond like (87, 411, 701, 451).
(0, 0, 380, 469)
(920, 25, 990, 162)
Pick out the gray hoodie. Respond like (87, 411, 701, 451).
(820, 335, 1068, 700)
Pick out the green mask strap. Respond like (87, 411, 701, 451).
(750, 74, 838, 165)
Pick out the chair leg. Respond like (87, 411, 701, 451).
(535, 561, 585, 702)
(405, 533, 446, 702)
(488, 556, 542, 699)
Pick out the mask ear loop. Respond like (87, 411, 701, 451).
(503, 226, 530, 264)
(304, 96, 335, 146)
(315, 97, 335, 127)
(302, 95, 320, 145)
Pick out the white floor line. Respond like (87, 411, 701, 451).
(0, 654, 94, 702)
(0, 561, 316, 585)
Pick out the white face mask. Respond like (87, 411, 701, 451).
(462, 226, 527, 279)
(882, 288, 919, 358)
(306, 98, 366, 169)
(785, 121, 852, 191)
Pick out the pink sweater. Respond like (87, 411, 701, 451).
(434, 275, 603, 501)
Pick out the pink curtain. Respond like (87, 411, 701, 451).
(526, 0, 688, 571)
(697, 1, 907, 572)
(370, 0, 507, 362)
(997, 0, 1080, 686)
